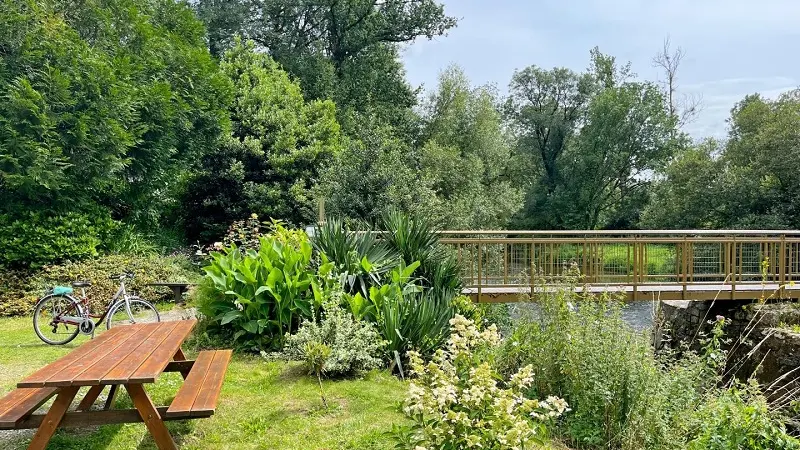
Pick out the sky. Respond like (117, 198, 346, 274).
(402, 0, 800, 139)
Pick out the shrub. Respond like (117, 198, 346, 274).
(393, 315, 568, 449)
(0, 211, 116, 268)
(346, 263, 455, 359)
(496, 271, 798, 450)
(28, 254, 199, 311)
(686, 383, 800, 450)
(313, 218, 401, 297)
(0, 269, 35, 317)
(1, 254, 199, 317)
(380, 210, 462, 301)
(201, 226, 332, 351)
(284, 294, 384, 377)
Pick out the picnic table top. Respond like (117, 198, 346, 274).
(146, 282, 195, 287)
(18, 320, 196, 389)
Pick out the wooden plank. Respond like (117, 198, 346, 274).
(190, 350, 232, 416)
(15, 407, 210, 430)
(101, 321, 180, 384)
(164, 360, 195, 376)
(125, 383, 177, 450)
(47, 323, 157, 387)
(164, 351, 215, 418)
(27, 386, 79, 450)
(77, 385, 105, 411)
(0, 388, 58, 429)
(17, 327, 123, 388)
(129, 320, 196, 383)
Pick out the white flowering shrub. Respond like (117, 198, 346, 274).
(284, 296, 385, 377)
(395, 315, 569, 449)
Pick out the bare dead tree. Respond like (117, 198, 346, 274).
(652, 36, 702, 127)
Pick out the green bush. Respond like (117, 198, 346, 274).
(0, 269, 36, 316)
(1, 254, 199, 316)
(284, 293, 384, 377)
(201, 226, 332, 351)
(313, 218, 401, 297)
(0, 211, 116, 268)
(496, 275, 797, 450)
(687, 383, 800, 450)
(380, 210, 462, 301)
(30, 254, 199, 310)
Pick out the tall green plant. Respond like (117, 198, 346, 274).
(202, 232, 333, 351)
(380, 211, 461, 301)
(312, 218, 401, 297)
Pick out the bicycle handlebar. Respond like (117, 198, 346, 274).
(109, 271, 135, 281)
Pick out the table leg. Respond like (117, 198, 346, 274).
(172, 286, 182, 303)
(28, 386, 80, 450)
(77, 385, 105, 411)
(125, 384, 177, 450)
(104, 385, 119, 410)
(173, 348, 189, 379)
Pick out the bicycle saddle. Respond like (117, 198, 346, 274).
(71, 281, 91, 288)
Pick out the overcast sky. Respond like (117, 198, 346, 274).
(402, 0, 800, 139)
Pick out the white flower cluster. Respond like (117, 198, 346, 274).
(401, 315, 569, 449)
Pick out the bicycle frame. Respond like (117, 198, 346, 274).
(48, 279, 136, 327)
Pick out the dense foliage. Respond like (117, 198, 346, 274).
(200, 224, 326, 350)
(394, 315, 568, 449)
(495, 274, 799, 450)
(283, 293, 384, 377)
(0, 253, 198, 316)
(0, 0, 230, 266)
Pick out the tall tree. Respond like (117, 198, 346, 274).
(0, 0, 231, 223)
(182, 40, 343, 242)
(196, 0, 456, 131)
(506, 49, 682, 229)
(418, 66, 523, 229)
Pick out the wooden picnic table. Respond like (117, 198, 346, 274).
(0, 320, 231, 450)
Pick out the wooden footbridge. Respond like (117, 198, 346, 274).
(440, 230, 800, 302)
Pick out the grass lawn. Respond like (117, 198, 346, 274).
(0, 314, 408, 450)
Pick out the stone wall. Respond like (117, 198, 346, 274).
(655, 299, 800, 397)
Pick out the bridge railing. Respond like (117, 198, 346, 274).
(439, 230, 800, 301)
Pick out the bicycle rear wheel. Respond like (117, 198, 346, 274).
(106, 297, 160, 328)
(33, 294, 82, 345)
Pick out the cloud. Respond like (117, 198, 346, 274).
(402, 0, 800, 138)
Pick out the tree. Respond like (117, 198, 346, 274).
(417, 66, 523, 229)
(0, 0, 231, 264)
(182, 40, 343, 242)
(319, 114, 439, 224)
(652, 37, 701, 127)
(506, 49, 682, 229)
(196, 0, 456, 132)
(640, 140, 724, 229)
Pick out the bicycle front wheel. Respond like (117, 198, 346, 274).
(33, 294, 82, 345)
(106, 297, 160, 329)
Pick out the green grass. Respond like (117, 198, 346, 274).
(0, 315, 408, 450)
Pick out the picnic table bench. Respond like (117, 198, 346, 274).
(0, 320, 231, 450)
(146, 282, 196, 303)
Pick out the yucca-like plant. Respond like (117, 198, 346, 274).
(312, 218, 401, 297)
(380, 210, 462, 300)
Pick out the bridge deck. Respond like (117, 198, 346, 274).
(464, 283, 799, 302)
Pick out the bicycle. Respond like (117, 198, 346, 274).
(33, 271, 160, 345)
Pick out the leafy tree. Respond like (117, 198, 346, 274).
(506, 49, 682, 229)
(640, 140, 724, 229)
(319, 114, 438, 225)
(0, 0, 230, 265)
(418, 66, 522, 229)
(196, 0, 456, 131)
(644, 92, 800, 230)
(183, 40, 343, 242)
